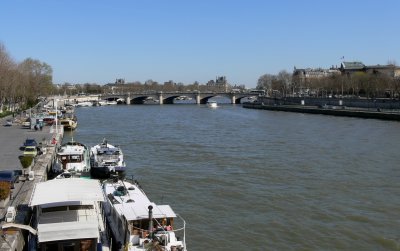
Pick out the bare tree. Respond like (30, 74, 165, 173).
(257, 74, 275, 95)
(276, 70, 292, 97)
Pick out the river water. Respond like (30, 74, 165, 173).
(64, 104, 400, 251)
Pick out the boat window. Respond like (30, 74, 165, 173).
(80, 239, 94, 251)
(61, 242, 76, 251)
(114, 186, 127, 196)
(41, 205, 93, 213)
(69, 205, 93, 210)
(42, 206, 68, 213)
(43, 243, 58, 251)
(69, 155, 82, 162)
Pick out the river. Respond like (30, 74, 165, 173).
(63, 104, 400, 251)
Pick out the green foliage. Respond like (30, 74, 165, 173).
(0, 111, 13, 118)
(20, 155, 34, 169)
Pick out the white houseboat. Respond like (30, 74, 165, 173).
(90, 139, 126, 179)
(53, 140, 91, 178)
(28, 178, 110, 251)
(102, 178, 186, 251)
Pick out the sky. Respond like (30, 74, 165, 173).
(1, 0, 399, 88)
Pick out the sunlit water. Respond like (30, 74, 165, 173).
(64, 104, 400, 251)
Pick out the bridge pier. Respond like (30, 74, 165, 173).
(231, 95, 236, 104)
(158, 92, 163, 105)
(196, 94, 200, 104)
(126, 93, 131, 105)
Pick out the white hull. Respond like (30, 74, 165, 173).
(207, 101, 218, 108)
(103, 178, 186, 251)
(90, 139, 126, 178)
(53, 141, 91, 177)
(99, 100, 118, 106)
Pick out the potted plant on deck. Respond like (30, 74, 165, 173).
(0, 181, 11, 208)
(20, 155, 34, 177)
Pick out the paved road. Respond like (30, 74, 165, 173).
(0, 115, 54, 171)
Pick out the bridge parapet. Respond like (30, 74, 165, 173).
(100, 92, 256, 104)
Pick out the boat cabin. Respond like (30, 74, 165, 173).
(29, 178, 109, 251)
(103, 179, 185, 250)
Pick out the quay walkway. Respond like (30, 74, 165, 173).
(0, 114, 64, 250)
(243, 102, 400, 121)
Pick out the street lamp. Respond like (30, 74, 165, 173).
(55, 99, 58, 134)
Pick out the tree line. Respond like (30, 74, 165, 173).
(0, 43, 53, 113)
(257, 69, 400, 99)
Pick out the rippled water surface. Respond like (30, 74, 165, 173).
(65, 104, 400, 251)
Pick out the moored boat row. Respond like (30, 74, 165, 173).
(1, 98, 187, 251)
(52, 138, 126, 179)
(40, 136, 187, 250)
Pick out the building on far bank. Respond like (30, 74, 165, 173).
(339, 61, 365, 75)
(206, 76, 229, 92)
(292, 67, 340, 94)
(293, 67, 341, 84)
(365, 64, 400, 78)
(340, 61, 400, 78)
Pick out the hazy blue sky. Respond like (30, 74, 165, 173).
(1, 0, 399, 88)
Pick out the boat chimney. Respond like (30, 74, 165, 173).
(148, 205, 153, 236)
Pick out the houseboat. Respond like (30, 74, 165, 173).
(52, 140, 90, 178)
(102, 177, 186, 251)
(28, 178, 110, 250)
(90, 139, 126, 179)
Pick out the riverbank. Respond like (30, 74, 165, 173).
(242, 102, 400, 121)
(0, 112, 63, 250)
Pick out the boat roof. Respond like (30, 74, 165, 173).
(58, 144, 85, 155)
(37, 218, 99, 243)
(29, 178, 105, 207)
(113, 202, 176, 221)
(103, 180, 177, 221)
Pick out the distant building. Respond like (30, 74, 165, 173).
(206, 76, 229, 92)
(339, 61, 365, 74)
(115, 78, 125, 84)
(164, 80, 176, 86)
(293, 66, 340, 85)
(294, 62, 400, 83)
(365, 64, 400, 78)
(340, 61, 400, 78)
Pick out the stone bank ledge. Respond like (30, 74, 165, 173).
(242, 103, 400, 121)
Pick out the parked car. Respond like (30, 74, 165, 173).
(23, 146, 38, 157)
(4, 119, 12, 126)
(23, 138, 38, 148)
(0, 170, 19, 189)
(28, 171, 35, 181)
(5, 206, 16, 223)
(21, 118, 31, 128)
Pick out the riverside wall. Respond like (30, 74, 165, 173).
(260, 97, 400, 110)
(243, 102, 400, 121)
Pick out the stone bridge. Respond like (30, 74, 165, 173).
(101, 92, 256, 104)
